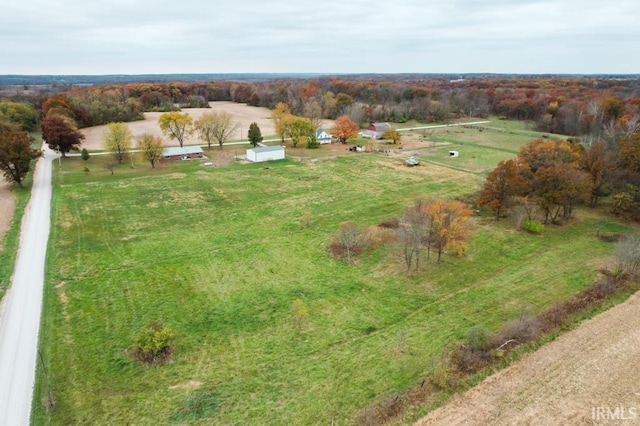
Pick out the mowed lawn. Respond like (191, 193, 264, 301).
(34, 148, 628, 424)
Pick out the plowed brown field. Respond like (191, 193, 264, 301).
(416, 292, 640, 425)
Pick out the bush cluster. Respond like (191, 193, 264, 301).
(522, 220, 544, 234)
(133, 322, 175, 365)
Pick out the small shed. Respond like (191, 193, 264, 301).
(449, 150, 459, 158)
(363, 122, 391, 139)
(162, 146, 204, 162)
(246, 145, 285, 162)
(316, 129, 332, 144)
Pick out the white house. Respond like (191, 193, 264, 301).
(246, 145, 285, 162)
(315, 129, 332, 144)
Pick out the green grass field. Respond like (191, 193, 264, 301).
(33, 129, 630, 424)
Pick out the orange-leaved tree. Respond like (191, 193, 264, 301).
(478, 159, 527, 220)
(331, 115, 359, 144)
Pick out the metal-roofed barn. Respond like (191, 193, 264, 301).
(246, 145, 285, 162)
(161, 146, 204, 162)
(363, 122, 391, 139)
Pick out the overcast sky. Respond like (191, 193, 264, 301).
(1, 0, 638, 75)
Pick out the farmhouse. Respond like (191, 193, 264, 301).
(363, 122, 391, 139)
(162, 146, 204, 162)
(246, 145, 285, 162)
(315, 129, 332, 144)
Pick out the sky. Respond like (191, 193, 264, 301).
(1, 0, 639, 75)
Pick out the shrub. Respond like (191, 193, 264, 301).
(493, 316, 541, 347)
(378, 217, 400, 229)
(615, 235, 640, 279)
(451, 326, 494, 374)
(133, 322, 175, 365)
(306, 135, 320, 149)
(464, 325, 492, 352)
(522, 220, 544, 234)
(430, 354, 457, 391)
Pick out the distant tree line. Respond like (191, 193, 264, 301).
(17, 77, 637, 133)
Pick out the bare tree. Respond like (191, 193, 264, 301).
(330, 222, 366, 265)
(194, 113, 217, 150)
(303, 99, 323, 130)
(397, 200, 432, 271)
(210, 111, 239, 150)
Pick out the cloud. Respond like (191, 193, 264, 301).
(1, 0, 639, 74)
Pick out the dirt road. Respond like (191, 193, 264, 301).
(0, 145, 54, 425)
(416, 291, 640, 425)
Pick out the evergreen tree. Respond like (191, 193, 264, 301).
(248, 122, 263, 148)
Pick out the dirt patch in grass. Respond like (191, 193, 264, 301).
(0, 178, 15, 250)
(416, 290, 640, 425)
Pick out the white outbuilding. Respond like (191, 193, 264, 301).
(246, 145, 285, 162)
(449, 150, 459, 158)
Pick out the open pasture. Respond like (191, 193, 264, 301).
(33, 126, 629, 424)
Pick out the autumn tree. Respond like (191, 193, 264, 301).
(283, 116, 315, 148)
(0, 100, 38, 131)
(611, 132, 640, 220)
(335, 93, 355, 116)
(517, 138, 580, 174)
(427, 200, 472, 263)
(272, 102, 291, 143)
(382, 129, 401, 144)
(0, 125, 41, 187)
(103, 122, 132, 164)
(41, 114, 85, 157)
(158, 111, 193, 148)
(581, 141, 611, 206)
(194, 112, 217, 150)
(532, 165, 592, 223)
(331, 115, 359, 144)
(516, 139, 592, 223)
(478, 159, 527, 220)
(211, 111, 238, 149)
(247, 122, 263, 148)
(137, 133, 164, 168)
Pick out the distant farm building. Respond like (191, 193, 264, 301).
(363, 122, 391, 139)
(449, 150, 459, 158)
(162, 146, 204, 162)
(246, 145, 285, 163)
(316, 129, 332, 144)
